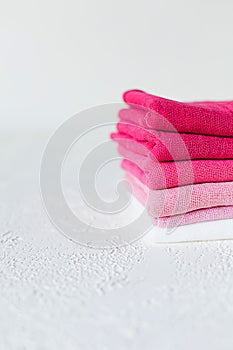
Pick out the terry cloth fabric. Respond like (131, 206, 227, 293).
(154, 206, 233, 227)
(123, 90, 233, 136)
(111, 119, 233, 161)
(120, 147, 233, 190)
(124, 172, 233, 217)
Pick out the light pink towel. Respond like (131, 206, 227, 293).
(111, 116, 233, 161)
(125, 172, 233, 217)
(154, 206, 233, 227)
(123, 90, 233, 137)
(120, 145, 233, 190)
(124, 172, 233, 227)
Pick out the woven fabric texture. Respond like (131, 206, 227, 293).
(125, 172, 233, 217)
(111, 118, 233, 161)
(123, 90, 233, 136)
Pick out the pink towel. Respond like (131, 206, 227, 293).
(124, 172, 233, 227)
(120, 147, 233, 189)
(125, 172, 233, 217)
(154, 206, 233, 227)
(123, 90, 233, 137)
(111, 117, 233, 161)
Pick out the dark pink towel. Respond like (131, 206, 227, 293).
(123, 90, 233, 136)
(120, 147, 233, 190)
(111, 116, 233, 161)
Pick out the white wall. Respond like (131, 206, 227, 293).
(1, 0, 233, 130)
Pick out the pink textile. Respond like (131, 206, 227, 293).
(125, 173, 233, 217)
(120, 145, 233, 190)
(123, 90, 233, 137)
(154, 206, 233, 227)
(111, 117, 233, 161)
(125, 173, 233, 227)
(125, 172, 233, 217)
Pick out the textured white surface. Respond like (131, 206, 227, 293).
(1, 133, 233, 350)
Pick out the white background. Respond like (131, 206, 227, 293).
(1, 0, 233, 130)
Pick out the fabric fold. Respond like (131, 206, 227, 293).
(120, 146, 233, 190)
(124, 172, 233, 227)
(123, 90, 233, 136)
(125, 172, 233, 217)
(154, 206, 233, 227)
(111, 117, 233, 161)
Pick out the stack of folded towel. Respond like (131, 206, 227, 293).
(111, 90, 233, 227)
